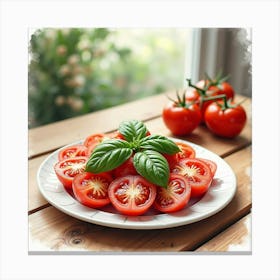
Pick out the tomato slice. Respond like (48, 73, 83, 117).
(171, 158, 212, 197)
(84, 133, 123, 157)
(176, 142, 196, 159)
(113, 155, 138, 178)
(72, 172, 113, 208)
(197, 158, 217, 178)
(105, 131, 125, 140)
(58, 144, 88, 161)
(83, 133, 105, 148)
(108, 175, 157, 216)
(54, 156, 88, 190)
(154, 174, 191, 213)
(164, 142, 196, 169)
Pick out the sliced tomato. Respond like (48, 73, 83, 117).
(105, 131, 125, 140)
(164, 142, 196, 169)
(84, 132, 124, 157)
(197, 158, 217, 178)
(171, 158, 212, 197)
(86, 143, 100, 158)
(108, 175, 157, 216)
(113, 155, 138, 178)
(83, 133, 105, 148)
(72, 172, 113, 208)
(154, 174, 191, 213)
(58, 144, 88, 161)
(54, 156, 88, 190)
(176, 142, 196, 159)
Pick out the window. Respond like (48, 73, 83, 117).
(28, 28, 192, 128)
(28, 27, 251, 128)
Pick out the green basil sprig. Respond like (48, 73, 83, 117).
(139, 135, 180, 154)
(86, 139, 133, 173)
(133, 150, 170, 187)
(118, 120, 148, 142)
(85, 120, 180, 188)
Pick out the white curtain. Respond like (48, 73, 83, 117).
(188, 28, 252, 97)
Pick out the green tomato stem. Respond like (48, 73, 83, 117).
(186, 78, 207, 97)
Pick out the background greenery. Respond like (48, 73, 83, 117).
(28, 28, 189, 128)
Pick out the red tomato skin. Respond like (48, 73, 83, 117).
(154, 174, 191, 213)
(105, 131, 125, 140)
(108, 175, 157, 216)
(164, 142, 196, 170)
(86, 142, 99, 157)
(113, 156, 138, 178)
(83, 133, 105, 148)
(185, 89, 211, 123)
(196, 80, 235, 101)
(186, 81, 235, 123)
(171, 158, 213, 197)
(204, 103, 247, 138)
(197, 158, 217, 178)
(162, 101, 201, 136)
(72, 172, 112, 208)
(54, 156, 88, 190)
(58, 144, 88, 161)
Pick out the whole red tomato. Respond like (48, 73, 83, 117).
(204, 101, 247, 138)
(186, 74, 235, 122)
(162, 97, 201, 136)
(196, 79, 234, 101)
(185, 88, 210, 122)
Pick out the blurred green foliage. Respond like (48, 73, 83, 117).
(28, 28, 188, 128)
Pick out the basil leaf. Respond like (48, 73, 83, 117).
(118, 120, 148, 142)
(139, 135, 180, 155)
(133, 150, 169, 188)
(85, 139, 133, 173)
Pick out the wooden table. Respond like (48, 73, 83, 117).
(28, 91, 252, 253)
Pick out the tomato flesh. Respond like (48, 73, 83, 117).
(171, 158, 212, 197)
(164, 142, 196, 169)
(197, 158, 217, 178)
(154, 174, 191, 213)
(54, 156, 88, 190)
(72, 172, 112, 208)
(113, 155, 138, 178)
(83, 133, 105, 148)
(58, 144, 88, 161)
(108, 175, 157, 216)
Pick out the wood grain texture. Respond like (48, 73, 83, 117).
(28, 154, 50, 212)
(28, 93, 251, 158)
(28, 91, 175, 158)
(28, 96, 251, 213)
(29, 146, 251, 252)
(196, 213, 251, 252)
(28, 93, 252, 252)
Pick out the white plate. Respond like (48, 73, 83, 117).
(37, 138, 236, 230)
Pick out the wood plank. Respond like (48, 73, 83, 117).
(29, 154, 50, 212)
(28, 98, 251, 213)
(196, 213, 251, 252)
(28, 92, 175, 158)
(28, 93, 250, 158)
(29, 146, 251, 252)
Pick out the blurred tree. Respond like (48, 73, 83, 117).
(28, 28, 188, 128)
